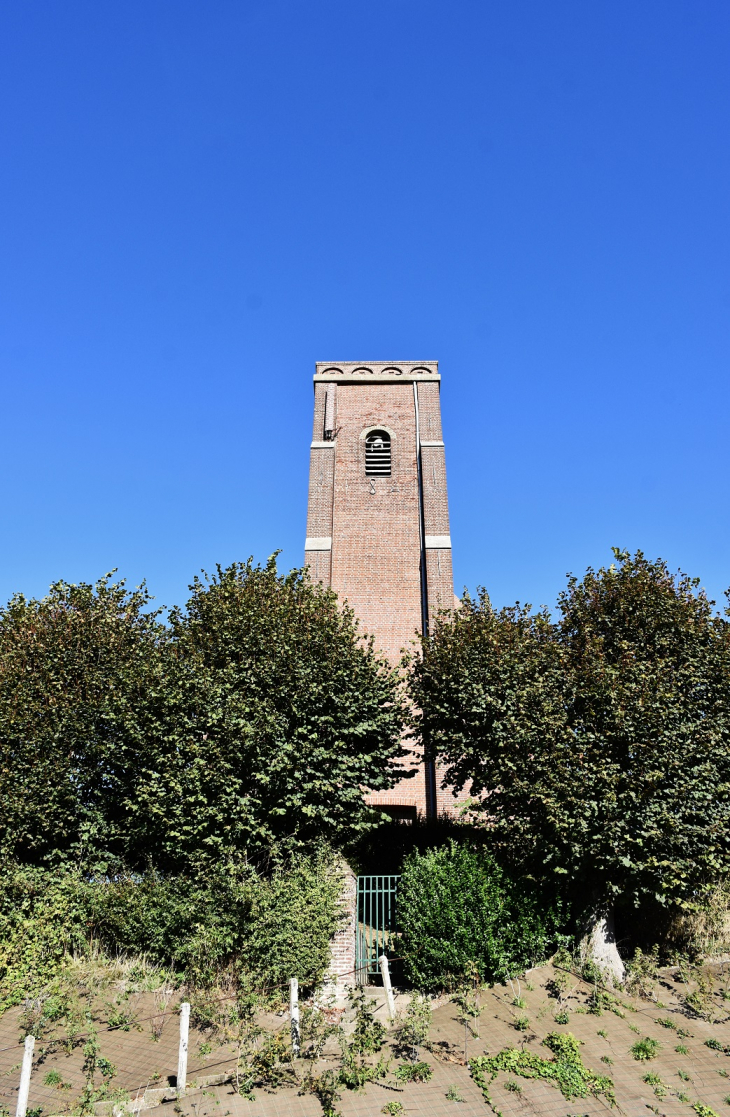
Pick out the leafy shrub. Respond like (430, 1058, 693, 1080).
(347, 988, 386, 1055)
(581, 960, 603, 985)
(0, 865, 90, 1011)
(0, 852, 342, 1007)
(90, 852, 342, 989)
(398, 841, 565, 989)
(392, 993, 432, 1059)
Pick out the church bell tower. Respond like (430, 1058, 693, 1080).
(304, 362, 455, 818)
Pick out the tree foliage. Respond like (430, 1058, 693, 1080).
(410, 550, 730, 911)
(132, 558, 408, 868)
(0, 575, 164, 868)
(0, 558, 408, 871)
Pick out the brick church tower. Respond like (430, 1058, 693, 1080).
(304, 361, 456, 818)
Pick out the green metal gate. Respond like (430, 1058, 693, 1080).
(356, 875, 400, 984)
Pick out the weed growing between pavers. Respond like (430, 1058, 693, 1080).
(298, 989, 392, 1114)
(298, 990, 435, 1116)
(586, 988, 626, 1017)
(643, 1072, 668, 1097)
(348, 986, 387, 1055)
(395, 1061, 433, 1083)
(392, 992, 432, 1060)
(630, 1036, 661, 1060)
(469, 1030, 615, 1115)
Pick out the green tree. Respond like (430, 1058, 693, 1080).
(0, 575, 164, 868)
(131, 558, 408, 868)
(410, 550, 730, 957)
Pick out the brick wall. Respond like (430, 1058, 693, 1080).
(324, 860, 357, 996)
(305, 363, 471, 817)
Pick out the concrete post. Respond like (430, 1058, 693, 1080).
(15, 1035, 34, 1117)
(177, 1002, 190, 1096)
(379, 955, 396, 1021)
(290, 978, 300, 1056)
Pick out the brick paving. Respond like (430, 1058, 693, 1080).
(3, 963, 730, 1117)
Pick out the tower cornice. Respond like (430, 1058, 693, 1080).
(314, 361, 439, 383)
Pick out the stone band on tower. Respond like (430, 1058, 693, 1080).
(304, 362, 455, 818)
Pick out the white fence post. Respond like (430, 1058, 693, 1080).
(379, 954, 396, 1021)
(177, 1002, 190, 1096)
(290, 978, 300, 1056)
(15, 1035, 35, 1117)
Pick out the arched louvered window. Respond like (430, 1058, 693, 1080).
(365, 430, 391, 476)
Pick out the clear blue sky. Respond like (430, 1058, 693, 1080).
(1, 1, 729, 618)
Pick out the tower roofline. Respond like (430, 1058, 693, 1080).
(314, 361, 439, 383)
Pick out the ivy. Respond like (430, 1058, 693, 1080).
(469, 1031, 615, 1113)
